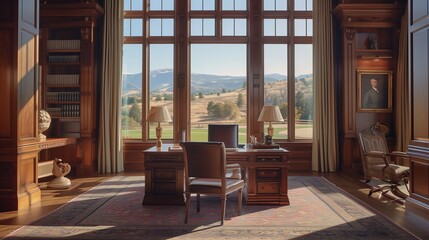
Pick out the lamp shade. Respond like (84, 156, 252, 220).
(257, 105, 284, 122)
(146, 106, 172, 122)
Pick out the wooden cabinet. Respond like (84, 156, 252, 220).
(406, 0, 429, 218)
(333, 3, 404, 171)
(39, 1, 104, 176)
(41, 28, 82, 137)
(142, 144, 289, 206)
(0, 0, 41, 211)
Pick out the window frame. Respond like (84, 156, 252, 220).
(121, 0, 313, 143)
(263, 0, 313, 141)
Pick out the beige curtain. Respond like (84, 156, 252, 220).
(311, 0, 338, 172)
(395, 5, 410, 152)
(98, 0, 124, 173)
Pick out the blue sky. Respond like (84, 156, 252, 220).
(123, 43, 312, 77)
(122, 0, 313, 76)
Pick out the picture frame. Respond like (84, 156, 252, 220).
(357, 70, 392, 112)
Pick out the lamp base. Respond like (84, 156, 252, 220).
(156, 125, 162, 148)
(267, 122, 274, 137)
(156, 139, 162, 148)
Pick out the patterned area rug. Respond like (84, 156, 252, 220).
(4, 176, 416, 240)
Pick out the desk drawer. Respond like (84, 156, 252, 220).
(256, 156, 282, 162)
(256, 168, 280, 179)
(153, 169, 176, 180)
(257, 182, 280, 194)
(227, 156, 249, 163)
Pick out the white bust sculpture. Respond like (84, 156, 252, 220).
(47, 158, 72, 189)
(38, 109, 51, 141)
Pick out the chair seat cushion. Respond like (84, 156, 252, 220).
(190, 178, 221, 187)
(189, 178, 244, 194)
(370, 164, 409, 182)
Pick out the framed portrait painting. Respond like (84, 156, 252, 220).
(357, 70, 392, 113)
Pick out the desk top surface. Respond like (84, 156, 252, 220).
(144, 143, 289, 154)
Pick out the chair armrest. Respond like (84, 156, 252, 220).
(365, 151, 386, 158)
(388, 151, 409, 165)
(364, 151, 389, 166)
(389, 151, 408, 158)
(226, 163, 241, 179)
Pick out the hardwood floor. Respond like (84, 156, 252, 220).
(1, 172, 428, 239)
(0, 175, 111, 238)
(321, 171, 429, 240)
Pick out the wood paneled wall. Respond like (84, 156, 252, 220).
(0, 0, 40, 211)
(333, 3, 403, 171)
(406, 0, 429, 217)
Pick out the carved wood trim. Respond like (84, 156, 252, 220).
(345, 28, 356, 40)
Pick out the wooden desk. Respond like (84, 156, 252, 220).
(143, 144, 289, 206)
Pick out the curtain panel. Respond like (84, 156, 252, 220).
(98, 0, 124, 173)
(311, 0, 338, 172)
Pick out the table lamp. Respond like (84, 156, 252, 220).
(147, 106, 172, 148)
(257, 105, 284, 138)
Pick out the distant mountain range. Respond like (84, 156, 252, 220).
(122, 69, 310, 95)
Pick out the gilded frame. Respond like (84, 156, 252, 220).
(357, 70, 392, 113)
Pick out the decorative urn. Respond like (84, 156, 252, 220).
(39, 109, 51, 141)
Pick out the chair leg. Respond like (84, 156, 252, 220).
(197, 194, 200, 212)
(404, 178, 410, 194)
(221, 195, 226, 225)
(390, 185, 409, 200)
(237, 188, 243, 215)
(185, 193, 190, 224)
(369, 185, 391, 197)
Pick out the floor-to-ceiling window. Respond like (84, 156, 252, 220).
(122, 0, 175, 141)
(263, 0, 313, 141)
(189, 0, 248, 143)
(121, 0, 312, 144)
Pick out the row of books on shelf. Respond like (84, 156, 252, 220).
(48, 55, 80, 63)
(46, 105, 80, 118)
(46, 74, 79, 85)
(47, 40, 80, 50)
(46, 92, 80, 102)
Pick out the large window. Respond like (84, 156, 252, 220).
(121, 0, 313, 143)
(122, 0, 175, 141)
(122, 44, 143, 139)
(190, 44, 247, 143)
(149, 44, 174, 140)
(295, 44, 312, 139)
(264, 44, 288, 139)
(189, 0, 248, 143)
(263, 0, 313, 141)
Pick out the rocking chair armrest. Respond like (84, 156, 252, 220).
(365, 151, 390, 166)
(389, 151, 409, 158)
(365, 151, 386, 158)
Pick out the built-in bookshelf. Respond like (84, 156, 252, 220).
(40, 0, 103, 176)
(41, 28, 82, 137)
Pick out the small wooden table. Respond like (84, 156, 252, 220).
(142, 144, 289, 206)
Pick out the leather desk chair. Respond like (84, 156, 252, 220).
(180, 141, 245, 225)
